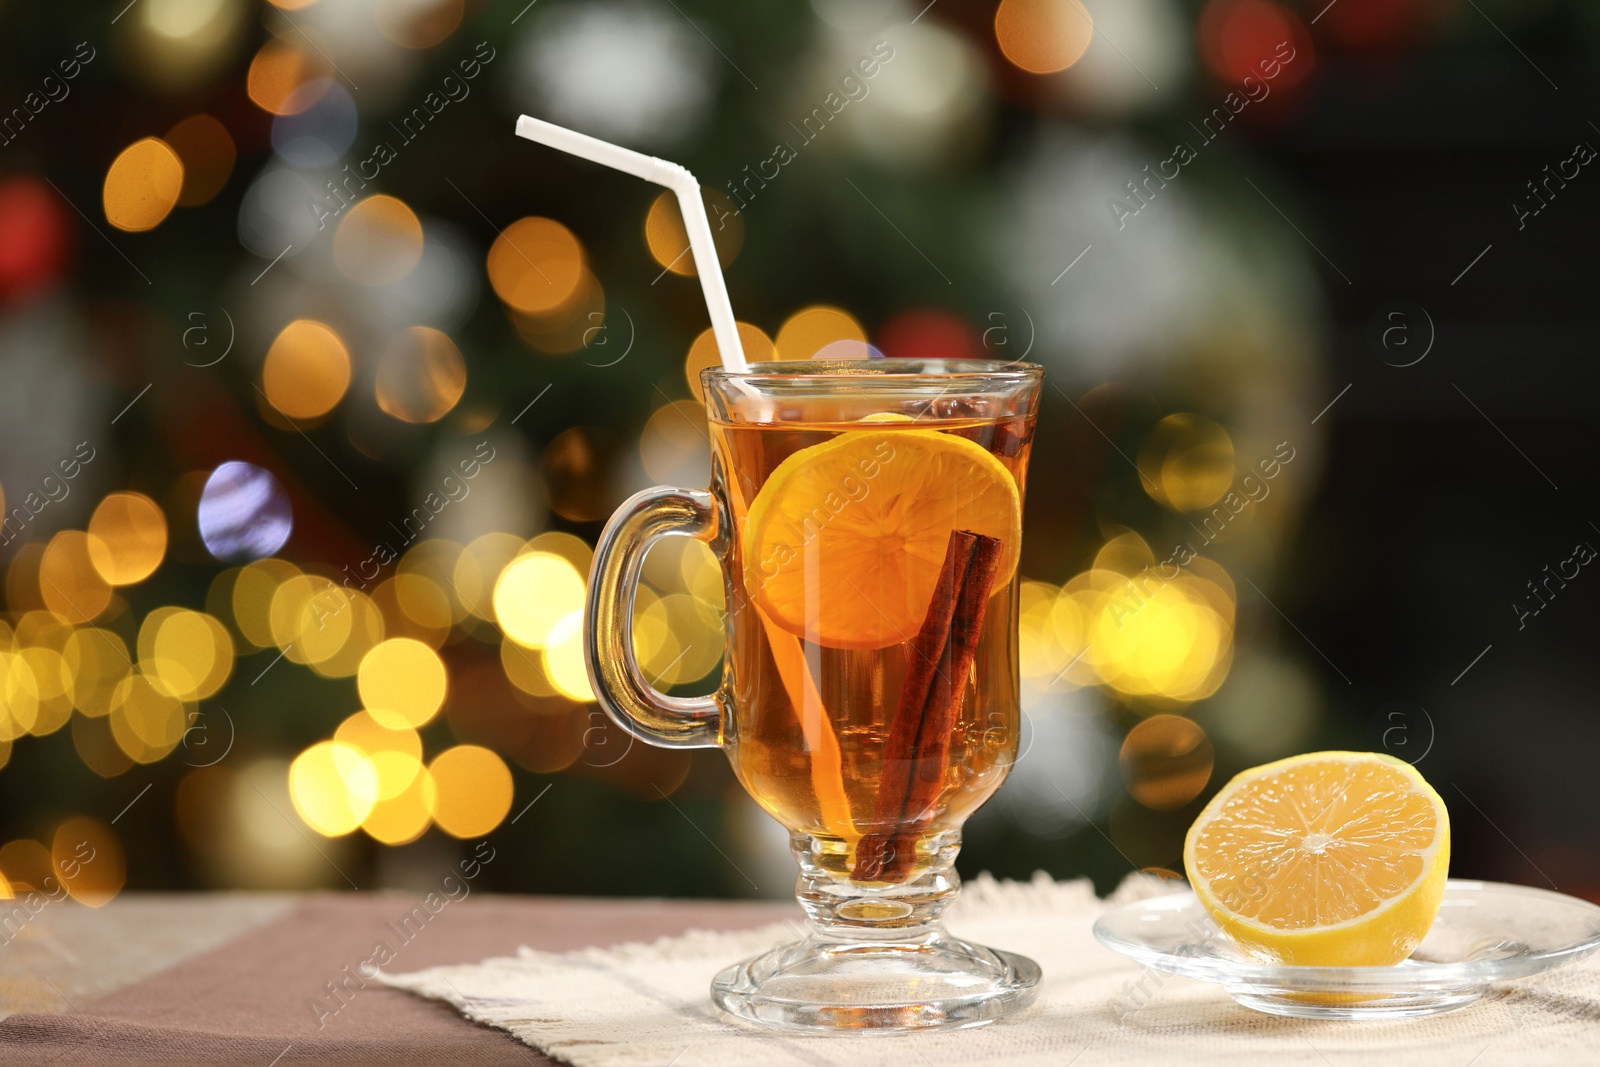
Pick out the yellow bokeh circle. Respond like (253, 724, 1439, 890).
(87, 492, 168, 586)
(289, 741, 379, 836)
(774, 306, 866, 361)
(263, 319, 352, 421)
(643, 188, 742, 277)
(103, 138, 185, 233)
(429, 745, 513, 839)
(38, 531, 113, 624)
(1137, 414, 1236, 513)
(684, 323, 776, 402)
(994, 0, 1095, 75)
(493, 552, 585, 649)
(541, 612, 593, 702)
(358, 638, 447, 729)
(361, 763, 437, 845)
(487, 217, 584, 314)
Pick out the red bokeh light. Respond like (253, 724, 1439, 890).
(0, 176, 72, 304)
(1198, 0, 1314, 89)
(1321, 0, 1449, 51)
(878, 309, 984, 361)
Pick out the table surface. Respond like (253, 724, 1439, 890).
(0, 892, 795, 1065)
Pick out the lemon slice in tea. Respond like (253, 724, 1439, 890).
(743, 429, 1020, 650)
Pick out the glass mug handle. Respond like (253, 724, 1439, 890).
(585, 486, 725, 748)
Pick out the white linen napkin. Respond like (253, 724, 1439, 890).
(382, 873, 1600, 1066)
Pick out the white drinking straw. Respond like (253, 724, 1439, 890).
(515, 115, 749, 372)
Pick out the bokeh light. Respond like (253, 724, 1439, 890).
(87, 492, 168, 586)
(51, 816, 126, 908)
(1198, 0, 1313, 87)
(1090, 574, 1231, 703)
(1012, 532, 1237, 705)
(541, 612, 594, 702)
(540, 427, 617, 522)
(19, 646, 71, 736)
(375, 326, 466, 423)
(0, 650, 35, 742)
(877, 309, 983, 362)
(501, 636, 559, 698)
(637, 593, 723, 685)
(361, 762, 436, 844)
(643, 188, 742, 276)
(311, 590, 385, 679)
(5, 544, 46, 615)
(65, 627, 131, 718)
(487, 217, 584, 314)
(38, 531, 113, 623)
(108, 672, 187, 764)
(372, 573, 452, 648)
(103, 138, 184, 233)
(164, 114, 236, 207)
(397, 540, 469, 627)
(143, 0, 239, 38)
(527, 531, 594, 576)
(333, 710, 430, 842)
(288, 741, 378, 836)
(271, 79, 358, 168)
(1120, 714, 1214, 809)
(494, 551, 586, 649)
(640, 400, 710, 485)
(229, 557, 300, 647)
(0, 176, 72, 302)
(374, 0, 465, 49)
(1137, 414, 1236, 512)
(508, 268, 606, 354)
(358, 638, 447, 728)
(139, 607, 233, 700)
(262, 319, 351, 420)
(774, 306, 866, 361)
(685, 323, 776, 402)
(679, 538, 722, 608)
(429, 745, 513, 838)
(198, 462, 293, 561)
(269, 574, 352, 666)
(995, 0, 1095, 75)
(333, 195, 424, 286)
(453, 532, 525, 621)
(0, 839, 53, 893)
(246, 40, 329, 116)
(334, 710, 422, 768)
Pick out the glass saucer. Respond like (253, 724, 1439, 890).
(1094, 879, 1600, 1019)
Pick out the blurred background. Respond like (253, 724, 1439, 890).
(0, 0, 1595, 909)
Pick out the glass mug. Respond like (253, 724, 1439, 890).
(585, 359, 1044, 1031)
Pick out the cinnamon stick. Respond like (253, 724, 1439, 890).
(853, 529, 1004, 882)
(954, 417, 1033, 457)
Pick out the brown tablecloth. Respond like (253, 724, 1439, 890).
(0, 894, 792, 1065)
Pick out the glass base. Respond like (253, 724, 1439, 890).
(711, 930, 1040, 1032)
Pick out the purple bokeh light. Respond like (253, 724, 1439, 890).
(197, 461, 293, 561)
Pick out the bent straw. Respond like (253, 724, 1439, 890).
(515, 115, 749, 372)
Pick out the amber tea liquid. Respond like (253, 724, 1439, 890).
(712, 414, 1032, 881)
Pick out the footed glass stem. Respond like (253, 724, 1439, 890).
(711, 831, 1040, 1032)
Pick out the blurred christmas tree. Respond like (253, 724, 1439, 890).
(5, 0, 1532, 902)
